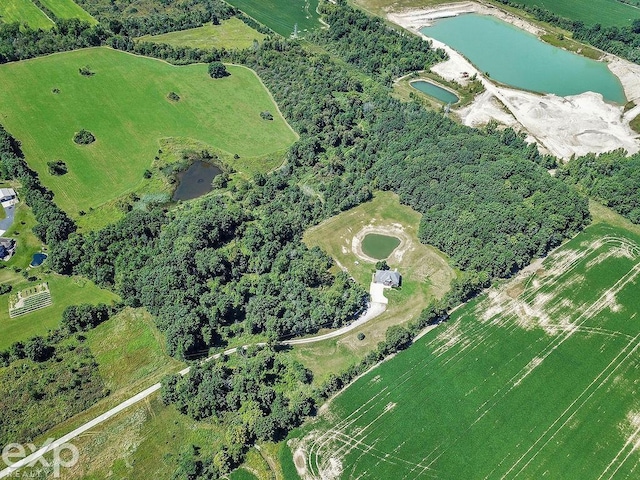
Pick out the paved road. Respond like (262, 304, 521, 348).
(0, 304, 386, 478)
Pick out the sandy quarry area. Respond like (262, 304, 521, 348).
(388, 2, 640, 159)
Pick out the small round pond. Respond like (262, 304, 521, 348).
(172, 161, 222, 201)
(411, 80, 459, 104)
(361, 234, 401, 260)
(30, 253, 47, 267)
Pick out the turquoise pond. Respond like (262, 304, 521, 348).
(421, 14, 626, 103)
(411, 80, 459, 104)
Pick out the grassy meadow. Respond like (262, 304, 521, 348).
(0, 0, 54, 29)
(0, 47, 297, 227)
(289, 221, 640, 479)
(137, 17, 266, 50)
(224, 0, 322, 37)
(38, 0, 96, 24)
(298, 192, 455, 380)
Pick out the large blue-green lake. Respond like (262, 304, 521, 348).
(421, 14, 626, 103)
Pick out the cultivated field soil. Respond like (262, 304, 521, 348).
(289, 221, 640, 479)
(297, 192, 455, 380)
(136, 17, 266, 50)
(0, 47, 297, 227)
(223, 0, 322, 37)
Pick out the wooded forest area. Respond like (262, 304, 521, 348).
(0, 0, 635, 477)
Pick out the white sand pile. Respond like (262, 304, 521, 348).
(388, 2, 640, 160)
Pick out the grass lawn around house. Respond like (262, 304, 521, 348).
(297, 191, 455, 381)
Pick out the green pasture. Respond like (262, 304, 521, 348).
(512, 0, 640, 27)
(86, 308, 182, 395)
(291, 222, 640, 478)
(0, 0, 54, 30)
(224, 0, 322, 37)
(137, 17, 266, 50)
(0, 47, 296, 226)
(38, 0, 96, 24)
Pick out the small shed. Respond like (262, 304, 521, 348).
(374, 270, 401, 288)
(0, 188, 16, 203)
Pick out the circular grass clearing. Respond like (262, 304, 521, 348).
(361, 233, 401, 260)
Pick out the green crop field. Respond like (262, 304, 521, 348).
(137, 17, 266, 50)
(0, 47, 297, 225)
(224, 0, 322, 37)
(38, 0, 97, 24)
(512, 0, 640, 27)
(290, 222, 640, 479)
(354, 0, 640, 27)
(0, 0, 54, 30)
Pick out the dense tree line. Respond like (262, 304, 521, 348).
(0, 20, 109, 64)
(0, 3, 597, 477)
(51, 189, 368, 358)
(76, 0, 237, 37)
(559, 149, 640, 223)
(243, 37, 589, 281)
(496, 0, 640, 63)
(312, 2, 446, 84)
(161, 346, 314, 476)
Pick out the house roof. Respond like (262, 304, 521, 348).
(0, 237, 14, 248)
(374, 270, 401, 287)
(0, 188, 15, 198)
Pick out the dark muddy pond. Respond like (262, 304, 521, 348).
(172, 161, 222, 201)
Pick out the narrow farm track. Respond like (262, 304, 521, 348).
(0, 302, 387, 479)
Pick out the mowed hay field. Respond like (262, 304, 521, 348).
(511, 0, 640, 27)
(0, 47, 297, 218)
(297, 192, 455, 379)
(39, 0, 97, 24)
(224, 0, 322, 37)
(291, 222, 640, 479)
(137, 18, 266, 50)
(0, 0, 54, 29)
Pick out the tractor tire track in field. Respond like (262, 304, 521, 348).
(302, 235, 640, 479)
